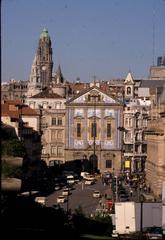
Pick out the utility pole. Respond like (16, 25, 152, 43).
(140, 194, 144, 232)
(115, 175, 118, 202)
(66, 193, 69, 215)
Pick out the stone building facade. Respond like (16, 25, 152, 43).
(1, 80, 28, 101)
(65, 85, 123, 174)
(145, 87, 165, 198)
(25, 87, 66, 166)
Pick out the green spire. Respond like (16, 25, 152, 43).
(40, 28, 50, 39)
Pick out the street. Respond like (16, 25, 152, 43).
(46, 178, 112, 217)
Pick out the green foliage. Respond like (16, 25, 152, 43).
(1, 139, 26, 157)
(1, 160, 22, 179)
(74, 205, 85, 217)
(94, 215, 113, 236)
(80, 234, 113, 239)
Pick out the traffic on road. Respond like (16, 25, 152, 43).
(46, 176, 112, 217)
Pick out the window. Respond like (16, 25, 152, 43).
(88, 95, 91, 101)
(51, 146, 57, 155)
(88, 95, 100, 102)
(125, 132, 132, 142)
(125, 118, 128, 127)
(43, 102, 47, 109)
(57, 147, 63, 157)
(91, 122, 97, 138)
(57, 130, 63, 140)
(125, 118, 132, 127)
(129, 118, 132, 127)
(107, 123, 111, 138)
(51, 117, 62, 125)
(52, 118, 56, 125)
(51, 130, 56, 141)
(106, 160, 112, 168)
(77, 123, 81, 137)
(56, 103, 61, 109)
(57, 118, 62, 125)
(127, 87, 131, 95)
(42, 148, 46, 154)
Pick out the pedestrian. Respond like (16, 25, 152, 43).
(130, 189, 133, 197)
(104, 193, 107, 199)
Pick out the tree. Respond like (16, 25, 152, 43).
(1, 139, 26, 157)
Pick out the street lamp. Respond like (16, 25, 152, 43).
(117, 126, 127, 173)
(82, 154, 86, 172)
(93, 94, 96, 174)
(66, 193, 69, 217)
(91, 90, 99, 175)
(115, 175, 118, 202)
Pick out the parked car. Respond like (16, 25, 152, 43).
(93, 190, 101, 198)
(62, 188, 70, 196)
(143, 226, 163, 240)
(83, 174, 95, 181)
(34, 196, 46, 206)
(66, 175, 75, 184)
(54, 183, 61, 191)
(84, 180, 94, 185)
(57, 195, 66, 204)
(119, 194, 129, 202)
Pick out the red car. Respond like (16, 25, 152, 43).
(106, 198, 113, 210)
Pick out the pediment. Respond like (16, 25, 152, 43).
(66, 86, 122, 105)
(124, 72, 134, 85)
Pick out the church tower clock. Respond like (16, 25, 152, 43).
(27, 28, 53, 97)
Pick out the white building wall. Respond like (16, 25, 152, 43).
(22, 116, 38, 131)
(162, 181, 165, 234)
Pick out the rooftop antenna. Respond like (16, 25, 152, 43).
(152, 0, 156, 66)
(93, 75, 96, 85)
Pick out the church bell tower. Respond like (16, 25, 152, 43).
(27, 28, 53, 97)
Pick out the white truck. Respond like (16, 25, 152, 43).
(112, 201, 162, 238)
(162, 181, 165, 236)
(112, 202, 137, 237)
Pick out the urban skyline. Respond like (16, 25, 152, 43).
(2, 0, 165, 82)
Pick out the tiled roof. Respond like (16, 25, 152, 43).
(140, 80, 165, 88)
(31, 88, 64, 98)
(1, 103, 19, 118)
(21, 105, 38, 116)
(69, 82, 89, 91)
(1, 101, 38, 118)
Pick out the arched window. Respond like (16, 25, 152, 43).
(107, 123, 111, 138)
(91, 122, 97, 138)
(77, 123, 81, 137)
(127, 87, 131, 95)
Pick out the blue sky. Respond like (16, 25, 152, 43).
(2, 0, 165, 82)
